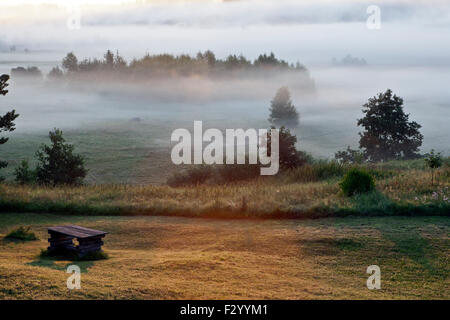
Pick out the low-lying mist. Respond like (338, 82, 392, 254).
(1, 51, 449, 184)
(3, 62, 449, 158)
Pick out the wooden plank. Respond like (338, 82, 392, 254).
(48, 226, 89, 238)
(52, 226, 92, 238)
(48, 233, 73, 238)
(66, 225, 107, 237)
(48, 225, 107, 239)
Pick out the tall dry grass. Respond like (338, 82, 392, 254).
(0, 162, 448, 218)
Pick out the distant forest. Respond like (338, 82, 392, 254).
(13, 50, 312, 82)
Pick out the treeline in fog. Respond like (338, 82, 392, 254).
(23, 50, 312, 83)
(10, 50, 316, 102)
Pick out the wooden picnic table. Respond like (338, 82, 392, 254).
(47, 225, 107, 258)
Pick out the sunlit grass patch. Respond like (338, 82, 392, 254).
(1, 214, 447, 299)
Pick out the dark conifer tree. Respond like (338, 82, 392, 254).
(36, 129, 87, 185)
(0, 74, 19, 176)
(268, 87, 299, 127)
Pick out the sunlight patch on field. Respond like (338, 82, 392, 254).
(0, 214, 448, 299)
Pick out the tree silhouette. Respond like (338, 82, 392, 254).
(0, 74, 19, 176)
(36, 129, 87, 185)
(104, 50, 114, 70)
(358, 89, 423, 161)
(268, 87, 299, 127)
(267, 126, 306, 169)
(62, 52, 78, 72)
(48, 66, 64, 79)
(52, 50, 312, 81)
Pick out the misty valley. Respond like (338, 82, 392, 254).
(0, 0, 448, 303)
(1, 49, 449, 184)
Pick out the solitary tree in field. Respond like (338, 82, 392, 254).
(36, 129, 87, 185)
(268, 87, 299, 127)
(0, 74, 19, 177)
(358, 89, 423, 162)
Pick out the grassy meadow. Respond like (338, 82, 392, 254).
(0, 121, 183, 185)
(0, 213, 448, 299)
(0, 158, 448, 219)
(0, 122, 449, 300)
(2, 0, 450, 302)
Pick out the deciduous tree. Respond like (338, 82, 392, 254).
(358, 89, 422, 161)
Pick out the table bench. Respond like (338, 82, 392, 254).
(47, 225, 107, 258)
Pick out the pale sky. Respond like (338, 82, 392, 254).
(1, 0, 449, 66)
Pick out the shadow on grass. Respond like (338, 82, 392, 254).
(26, 249, 108, 273)
(27, 257, 95, 273)
(366, 216, 448, 279)
(2, 238, 34, 245)
(379, 231, 445, 278)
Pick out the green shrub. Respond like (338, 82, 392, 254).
(339, 168, 375, 196)
(5, 226, 38, 241)
(14, 160, 37, 185)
